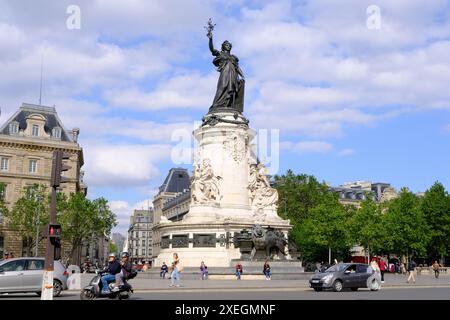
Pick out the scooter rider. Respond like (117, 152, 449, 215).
(100, 253, 121, 295)
(113, 252, 133, 291)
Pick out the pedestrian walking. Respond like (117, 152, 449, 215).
(263, 260, 271, 280)
(160, 262, 168, 279)
(169, 253, 183, 287)
(142, 261, 149, 272)
(235, 263, 243, 280)
(432, 261, 440, 279)
(400, 262, 406, 275)
(200, 261, 208, 280)
(379, 258, 386, 283)
(407, 259, 417, 284)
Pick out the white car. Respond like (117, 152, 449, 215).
(0, 257, 68, 296)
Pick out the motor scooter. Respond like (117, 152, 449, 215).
(80, 270, 137, 300)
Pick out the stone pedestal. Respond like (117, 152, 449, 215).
(154, 111, 292, 267)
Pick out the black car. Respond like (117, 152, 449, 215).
(309, 263, 381, 292)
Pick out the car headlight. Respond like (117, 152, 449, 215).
(321, 274, 333, 284)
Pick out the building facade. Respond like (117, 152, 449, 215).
(151, 168, 191, 260)
(0, 103, 87, 260)
(111, 232, 126, 253)
(333, 180, 398, 207)
(127, 209, 154, 264)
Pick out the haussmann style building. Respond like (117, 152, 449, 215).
(0, 103, 90, 262)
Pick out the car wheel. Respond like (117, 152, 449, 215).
(53, 280, 63, 297)
(350, 287, 358, 291)
(313, 288, 322, 292)
(332, 280, 343, 292)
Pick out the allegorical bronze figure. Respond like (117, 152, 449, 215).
(205, 19, 245, 113)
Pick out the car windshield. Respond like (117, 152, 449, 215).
(325, 264, 348, 272)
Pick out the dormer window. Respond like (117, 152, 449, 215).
(9, 122, 19, 135)
(52, 127, 62, 139)
(32, 124, 39, 137)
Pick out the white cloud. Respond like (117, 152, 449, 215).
(105, 73, 216, 111)
(110, 196, 157, 235)
(0, 0, 449, 222)
(83, 143, 172, 187)
(281, 141, 333, 154)
(338, 148, 355, 157)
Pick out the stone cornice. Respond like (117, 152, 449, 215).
(0, 171, 77, 183)
(0, 136, 81, 153)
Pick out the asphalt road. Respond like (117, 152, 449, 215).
(2, 286, 450, 300)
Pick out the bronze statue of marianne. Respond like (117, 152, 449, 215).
(205, 19, 245, 113)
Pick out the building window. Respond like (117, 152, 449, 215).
(52, 127, 61, 139)
(32, 124, 39, 137)
(0, 158, 8, 172)
(9, 122, 19, 135)
(29, 160, 38, 173)
(142, 249, 146, 256)
(142, 240, 145, 246)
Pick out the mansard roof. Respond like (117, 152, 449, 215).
(158, 168, 191, 193)
(0, 103, 73, 142)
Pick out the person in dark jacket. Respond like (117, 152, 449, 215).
(100, 253, 121, 294)
(263, 261, 271, 280)
(113, 252, 133, 290)
(160, 262, 168, 279)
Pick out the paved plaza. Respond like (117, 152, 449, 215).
(1, 273, 449, 300)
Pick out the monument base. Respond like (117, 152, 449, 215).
(153, 219, 291, 267)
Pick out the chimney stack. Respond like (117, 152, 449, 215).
(72, 128, 80, 143)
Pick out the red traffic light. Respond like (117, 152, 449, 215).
(48, 224, 61, 237)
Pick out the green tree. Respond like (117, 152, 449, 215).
(109, 241, 118, 255)
(348, 197, 386, 261)
(383, 188, 430, 259)
(58, 193, 117, 264)
(274, 170, 329, 223)
(3, 184, 49, 256)
(421, 181, 450, 261)
(296, 192, 352, 263)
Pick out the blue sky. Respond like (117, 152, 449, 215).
(0, 0, 449, 234)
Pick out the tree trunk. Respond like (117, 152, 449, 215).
(69, 238, 83, 266)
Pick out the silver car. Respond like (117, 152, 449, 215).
(0, 258, 68, 296)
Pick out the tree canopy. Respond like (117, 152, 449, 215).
(275, 171, 449, 264)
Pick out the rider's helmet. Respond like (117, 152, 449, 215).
(121, 252, 129, 259)
(108, 253, 116, 259)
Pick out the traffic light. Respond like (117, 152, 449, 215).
(48, 223, 62, 245)
(50, 150, 71, 188)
